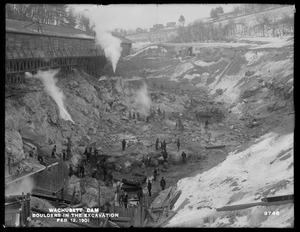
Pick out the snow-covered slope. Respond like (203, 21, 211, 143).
(167, 132, 293, 227)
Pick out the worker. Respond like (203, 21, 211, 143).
(147, 179, 152, 196)
(155, 138, 159, 151)
(146, 115, 150, 123)
(181, 151, 187, 164)
(89, 147, 93, 157)
(161, 141, 164, 150)
(29, 147, 36, 158)
(162, 150, 168, 162)
(119, 189, 125, 207)
(162, 110, 166, 119)
(115, 191, 119, 206)
(163, 140, 167, 152)
(137, 112, 140, 120)
(137, 187, 143, 204)
(80, 164, 85, 177)
(124, 193, 128, 209)
(157, 107, 161, 115)
(107, 171, 113, 186)
(51, 145, 57, 158)
(129, 111, 132, 119)
(205, 120, 209, 128)
(177, 138, 180, 151)
(84, 147, 88, 161)
(62, 150, 66, 161)
(160, 177, 166, 191)
(178, 118, 182, 130)
(133, 112, 136, 119)
(17, 164, 23, 175)
(153, 168, 158, 181)
(146, 155, 151, 167)
(38, 153, 45, 165)
(82, 152, 87, 165)
(122, 139, 126, 151)
(7, 156, 11, 174)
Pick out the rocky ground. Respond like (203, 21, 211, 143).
(5, 36, 293, 227)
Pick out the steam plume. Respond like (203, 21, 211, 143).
(83, 9, 122, 73)
(5, 177, 34, 196)
(134, 82, 152, 115)
(25, 70, 74, 123)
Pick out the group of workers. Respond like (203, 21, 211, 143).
(147, 176, 166, 197)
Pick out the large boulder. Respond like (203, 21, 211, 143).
(81, 184, 114, 207)
(149, 158, 159, 167)
(5, 129, 25, 162)
(67, 175, 82, 199)
(123, 161, 132, 173)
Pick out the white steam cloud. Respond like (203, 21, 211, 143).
(83, 9, 122, 73)
(25, 70, 74, 123)
(134, 82, 152, 115)
(5, 177, 34, 196)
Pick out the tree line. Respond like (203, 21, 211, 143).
(5, 4, 94, 34)
(170, 11, 293, 43)
(5, 4, 148, 37)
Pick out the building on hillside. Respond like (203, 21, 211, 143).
(113, 35, 134, 56)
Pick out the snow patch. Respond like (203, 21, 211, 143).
(167, 132, 293, 227)
(245, 51, 265, 65)
(183, 73, 200, 80)
(194, 60, 216, 67)
(128, 45, 158, 58)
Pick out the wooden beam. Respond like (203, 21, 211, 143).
(205, 145, 226, 149)
(216, 199, 294, 212)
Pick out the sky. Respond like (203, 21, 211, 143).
(71, 4, 237, 31)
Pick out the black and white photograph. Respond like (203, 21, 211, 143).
(4, 3, 294, 228)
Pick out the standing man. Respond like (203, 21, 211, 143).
(62, 150, 66, 162)
(177, 138, 180, 151)
(163, 140, 167, 152)
(122, 139, 126, 151)
(133, 111, 136, 119)
(137, 112, 140, 121)
(129, 111, 132, 119)
(7, 156, 11, 174)
(147, 179, 152, 196)
(119, 189, 124, 207)
(205, 120, 209, 129)
(162, 150, 168, 163)
(124, 193, 128, 209)
(155, 138, 159, 151)
(137, 187, 143, 204)
(51, 145, 57, 158)
(181, 151, 187, 164)
(160, 177, 166, 191)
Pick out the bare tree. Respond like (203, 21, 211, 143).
(255, 14, 271, 37)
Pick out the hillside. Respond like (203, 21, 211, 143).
(117, 36, 294, 227)
(126, 5, 294, 43)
